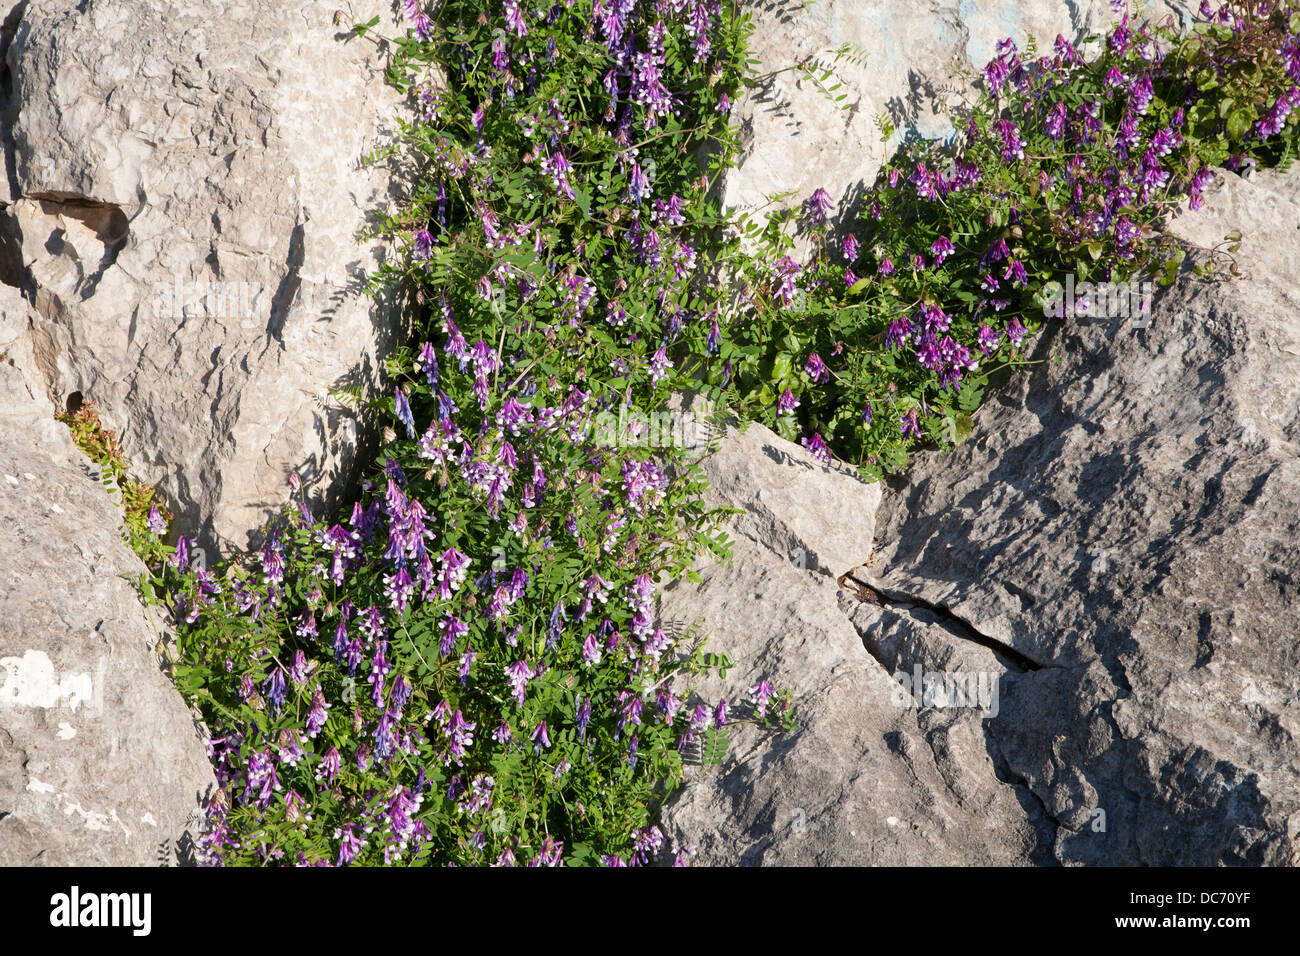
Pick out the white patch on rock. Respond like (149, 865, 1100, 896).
(0, 649, 95, 712)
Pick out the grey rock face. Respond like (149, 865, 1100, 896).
(1, 0, 409, 554)
(662, 168, 1300, 866)
(658, 411, 1052, 865)
(0, 289, 215, 866)
(858, 170, 1300, 865)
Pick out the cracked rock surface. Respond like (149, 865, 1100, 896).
(661, 168, 1300, 866)
(658, 407, 1050, 865)
(0, 284, 215, 866)
(859, 168, 1300, 865)
(0, 0, 410, 554)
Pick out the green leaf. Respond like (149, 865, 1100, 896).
(1226, 108, 1253, 141)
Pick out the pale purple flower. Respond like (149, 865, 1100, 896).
(506, 659, 535, 706)
(394, 387, 415, 438)
(804, 187, 835, 226)
(503, 0, 527, 37)
(801, 432, 830, 465)
(531, 720, 551, 753)
(146, 505, 166, 535)
(803, 352, 830, 385)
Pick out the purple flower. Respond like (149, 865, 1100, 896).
(713, 698, 727, 728)
(977, 324, 1002, 355)
(878, 257, 895, 276)
(394, 387, 415, 438)
(982, 237, 1009, 266)
(506, 659, 535, 706)
(884, 317, 912, 351)
(576, 697, 593, 740)
(842, 234, 860, 260)
(306, 687, 330, 738)
(242, 749, 280, 810)
(317, 746, 340, 785)
(1045, 101, 1067, 140)
(993, 119, 1025, 161)
(146, 505, 166, 535)
(778, 388, 800, 416)
(337, 824, 365, 866)
(263, 667, 287, 713)
(803, 352, 830, 385)
(445, 709, 476, 765)
(531, 720, 551, 753)
(750, 680, 774, 718)
(457, 647, 476, 686)
(436, 548, 470, 600)
(804, 187, 835, 225)
(503, 0, 527, 37)
(278, 728, 306, 767)
(1005, 317, 1028, 347)
(900, 408, 921, 439)
(289, 650, 310, 686)
(649, 346, 672, 383)
(541, 151, 576, 200)
(801, 432, 830, 465)
(412, 228, 435, 262)
(1129, 74, 1154, 115)
(772, 255, 801, 306)
(628, 162, 651, 205)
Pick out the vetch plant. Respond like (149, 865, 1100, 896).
(156, 0, 793, 867)
(708, 0, 1300, 477)
(124, 0, 1300, 867)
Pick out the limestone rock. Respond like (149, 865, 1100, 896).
(857, 169, 1300, 865)
(1, 0, 411, 554)
(658, 411, 1050, 865)
(0, 291, 215, 866)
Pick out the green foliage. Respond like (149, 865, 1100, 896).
(57, 401, 174, 567)
(159, 0, 797, 868)
(704, 0, 1300, 478)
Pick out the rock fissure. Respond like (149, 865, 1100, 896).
(839, 572, 1048, 673)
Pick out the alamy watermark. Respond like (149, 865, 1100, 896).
(890, 664, 1000, 718)
(1042, 274, 1153, 328)
(590, 404, 716, 450)
(49, 886, 151, 936)
(152, 276, 265, 324)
